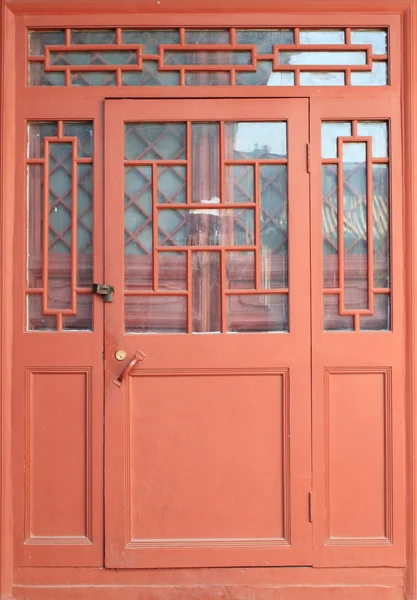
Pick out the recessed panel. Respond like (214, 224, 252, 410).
(128, 372, 288, 542)
(326, 369, 391, 542)
(27, 369, 90, 541)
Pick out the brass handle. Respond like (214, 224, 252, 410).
(113, 350, 146, 387)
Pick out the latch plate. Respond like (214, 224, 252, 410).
(92, 283, 114, 303)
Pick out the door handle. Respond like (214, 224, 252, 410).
(113, 350, 146, 387)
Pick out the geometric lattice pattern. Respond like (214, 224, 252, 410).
(27, 121, 94, 331)
(322, 120, 390, 331)
(29, 27, 388, 87)
(124, 120, 289, 333)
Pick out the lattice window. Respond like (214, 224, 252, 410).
(28, 27, 388, 87)
(27, 121, 94, 331)
(124, 120, 289, 333)
(322, 120, 390, 331)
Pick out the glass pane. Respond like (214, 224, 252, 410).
(299, 30, 345, 44)
(321, 122, 352, 158)
(28, 122, 58, 158)
(185, 30, 230, 44)
(63, 122, 93, 158)
(227, 294, 288, 332)
(70, 29, 116, 44)
(235, 29, 294, 53)
(225, 122, 287, 160)
(192, 252, 221, 333)
(158, 252, 187, 291)
(373, 164, 390, 288)
(29, 30, 65, 55)
(48, 142, 73, 310)
(343, 142, 368, 311)
(360, 294, 390, 330)
(351, 29, 387, 55)
(27, 295, 56, 331)
(165, 51, 251, 66)
(158, 209, 187, 246)
(235, 62, 294, 86)
(122, 30, 180, 53)
(160, 208, 254, 246)
(29, 63, 65, 86)
(77, 164, 93, 287)
(123, 62, 180, 86)
(71, 72, 117, 86)
(124, 166, 152, 256)
(185, 72, 230, 86)
(158, 166, 186, 204)
(357, 121, 388, 158)
(62, 295, 93, 331)
(279, 51, 366, 66)
(226, 166, 254, 203)
(351, 62, 387, 86)
(300, 72, 345, 86)
(27, 164, 44, 289)
(191, 123, 220, 201)
(323, 295, 354, 331)
(226, 251, 255, 289)
(125, 296, 187, 333)
(260, 165, 288, 288)
(322, 165, 339, 287)
(125, 123, 186, 161)
(50, 50, 136, 66)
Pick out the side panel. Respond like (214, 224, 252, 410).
(311, 97, 405, 566)
(13, 100, 104, 567)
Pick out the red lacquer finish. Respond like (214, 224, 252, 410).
(0, 1, 416, 599)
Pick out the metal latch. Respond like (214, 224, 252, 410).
(92, 283, 114, 302)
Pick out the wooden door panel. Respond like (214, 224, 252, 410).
(311, 98, 405, 566)
(104, 98, 312, 568)
(13, 101, 104, 567)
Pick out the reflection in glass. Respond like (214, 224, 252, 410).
(360, 295, 390, 330)
(322, 165, 338, 288)
(300, 72, 344, 86)
(235, 29, 294, 52)
(226, 251, 255, 290)
(185, 72, 230, 86)
(191, 123, 220, 201)
(351, 62, 387, 86)
(125, 296, 187, 333)
(227, 294, 288, 332)
(226, 166, 254, 203)
(357, 122, 388, 158)
(299, 30, 345, 44)
(351, 29, 387, 55)
(158, 166, 186, 204)
(280, 51, 366, 66)
(321, 122, 352, 158)
(192, 252, 221, 333)
(125, 123, 186, 161)
(225, 122, 287, 160)
(185, 29, 230, 44)
(158, 252, 187, 291)
(323, 295, 354, 331)
(165, 51, 251, 65)
(260, 165, 288, 288)
(343, 142, 368, 310)
(373, 164, 390, 288)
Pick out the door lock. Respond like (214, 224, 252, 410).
(92, 283, 114, 302)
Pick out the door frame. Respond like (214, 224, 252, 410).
(1, 0, 417, 598)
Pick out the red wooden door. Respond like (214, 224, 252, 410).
(311, 98, 406, 567)
(104, 98, 311, 568)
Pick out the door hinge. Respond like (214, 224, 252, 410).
(308, 491, 313, 522)
(306, 143, 311, 173)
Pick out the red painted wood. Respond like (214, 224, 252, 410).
(104, 98, 311, 568)
(311, 98, 406, 567)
